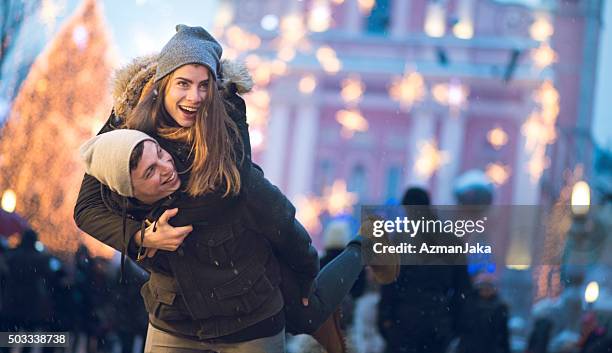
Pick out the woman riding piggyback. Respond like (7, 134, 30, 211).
(74, 25, 318, 352)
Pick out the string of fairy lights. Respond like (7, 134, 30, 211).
(211, 1, 561, 233)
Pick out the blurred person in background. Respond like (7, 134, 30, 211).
(71, 244, 99, 353)
(378, 187, 472, 353)
(2, 229, 56, 352)
(0, 239, 10, 353)
(577, 311, 612, 353)
(457, 272, 510, 353)
(0, 238, 9, 331)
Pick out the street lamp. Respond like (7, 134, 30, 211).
(585, 281, 599, 309)
(1, 189, 16, 213)
(571, 181, 590, 217)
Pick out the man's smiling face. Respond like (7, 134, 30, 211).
(131, 141, 180, 204)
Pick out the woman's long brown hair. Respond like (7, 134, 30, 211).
(126, 66, 243, 197)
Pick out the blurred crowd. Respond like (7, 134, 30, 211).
(1, 188, 611, 353)
(0, 229, 148, 353)
(288, 187, 512, 353)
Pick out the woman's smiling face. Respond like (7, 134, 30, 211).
(163, 64, 210, 128)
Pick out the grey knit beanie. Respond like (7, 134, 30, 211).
(155, 24, 223, 82)
(79, 129, 157, 197)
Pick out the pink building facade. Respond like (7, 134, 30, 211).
(227, 0, 601, 207)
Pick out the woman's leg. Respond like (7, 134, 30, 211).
(284, 241, 364, 334)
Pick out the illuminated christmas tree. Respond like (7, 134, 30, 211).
(0, 0, 115, 258)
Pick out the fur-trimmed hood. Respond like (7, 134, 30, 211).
(111, 54, 254, 119)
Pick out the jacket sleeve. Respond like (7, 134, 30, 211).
(228, 82, 320, 299)
(244, 166, 320, 299)
(73, 112, 141, 259)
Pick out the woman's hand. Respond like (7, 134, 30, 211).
(133, 208, 192, 256)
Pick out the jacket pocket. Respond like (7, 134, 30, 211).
(141, 282, 190, 321)
(192, 223, 235, 265)
(211, 263, 275, 316)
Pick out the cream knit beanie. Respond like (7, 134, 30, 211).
(79, 129, 157, 197)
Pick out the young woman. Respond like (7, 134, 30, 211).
(75, 25, 397, 353)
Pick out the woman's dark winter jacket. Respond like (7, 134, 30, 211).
(73, 57, 319, 341)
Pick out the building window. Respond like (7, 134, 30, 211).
(315, 160, 335, 195)
(452, 0, 474, 39)
(385, 166, 402, 201)
(365, 0, 391, 34)
(348, 164, 368, 200)
(424, 0, 447, 38)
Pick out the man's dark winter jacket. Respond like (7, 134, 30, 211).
(73, 56, 319, 340)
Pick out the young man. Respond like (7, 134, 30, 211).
(80, 129, 189, 258)
(80, 128, 399, 353)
